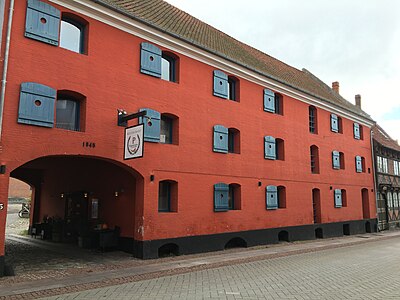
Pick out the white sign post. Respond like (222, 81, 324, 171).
(124, 124, 144, 160)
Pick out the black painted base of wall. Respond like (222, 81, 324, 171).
(128, 219, 377, 259)
(0, 255, 4, 277)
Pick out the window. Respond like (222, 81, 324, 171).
(387, 192, 393, 210)
(393, 192, 398, 208)
(227, 76, 239, 101)
(56, 91, 84, 131)
(383, 157, 388, 173)
(353, 123, 363, 140)
(355, 156, 365, 173)
(228, 128, 240, 154)
(339, 152, 345, 169)
(331, 114, 343, 133)
(263, 89, 283, 115)
(394, 161, 399, 176)
(334, 189, 342, 208)
(24, 1, 88, 53)
(56, 99, 80, 131)
(309, 106, 317, 134)
(161, 52, 178, 82)
(228, 184, 241, 210)
(158, 180, 177, 212)
(266, 185, 286, 209)
(160, 114, 178, 144)
(377, 156, 383, 172)
(277, 186, 286, 208)
(341, 189, 347, 207)
(60, 17, 86, 54)
(264, 136, 284, 160)
(310, 145, 319, 174)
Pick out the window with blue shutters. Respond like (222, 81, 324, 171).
(213, 125, 228, 153)
(214, 183, 229, 211)
(263, 89, 275, 113)
(25, 0, 61, 46)
(355, 156, 362, 173)
(334, 189, 342, 208)
(139, 108, 161, 143)
(213, 70, 228, 99)
(264, 136, 276, 160)
(228, 183, 241, 210)
(330, 114, 338, 132)
(353, 123, 360, 139)
(18, 82, 56, 128)
(140, 42, 162, 78)
(266, 185, 278, 210)
(228, 128, 240, 154)
(332, 151, 340, 169)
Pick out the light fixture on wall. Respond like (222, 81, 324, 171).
(84, 192, 88, 198)
(60, 193, 64, 198)
(150, 175, 155, 182)
(114, 191, 119, 197)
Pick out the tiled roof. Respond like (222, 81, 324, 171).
(93, 0, 372, 121)
(372, 124, 400, 152)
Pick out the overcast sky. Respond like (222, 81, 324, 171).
(165, 0, 400, 142)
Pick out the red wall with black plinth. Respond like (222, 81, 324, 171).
(0, 0, 376, 258)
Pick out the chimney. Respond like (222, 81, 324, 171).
(332, 81, 339, 93)
(355, 94, 361, 108)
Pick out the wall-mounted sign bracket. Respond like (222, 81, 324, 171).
(117, 109, 147, 127)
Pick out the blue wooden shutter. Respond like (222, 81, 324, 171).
(140, 42, 162, 78)
(355, 156, 362, 173)
(266, 185, 278, 209)
(25, 0, 60, 46)
(213, 70, 228, 99)
(264, 136, 276, 160)
(18, 82, 55, 128)
(263, 89, 275, 113)
(214, 183, 229, 211)
(334, 189, 342, 208)
(354, 123, 360, 139)
(139, 108, 160, 142)
(331, 114, 338, 132)
(332, 151, 340, 169)
(213, 125, 228, 153)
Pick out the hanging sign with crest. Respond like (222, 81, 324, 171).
(124, 124, 144, 160)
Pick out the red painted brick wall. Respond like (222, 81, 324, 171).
(0, 0, 376, 256)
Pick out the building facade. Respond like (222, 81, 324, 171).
(373, 125, 400, 230)
(0, 0, 376, 275)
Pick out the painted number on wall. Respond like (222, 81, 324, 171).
(82, 142, 96, 148)
(0, 203, 4, 210)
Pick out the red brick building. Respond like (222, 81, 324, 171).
(0, 0, 376, 275)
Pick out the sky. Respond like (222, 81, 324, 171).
(165, 0, 400, 143)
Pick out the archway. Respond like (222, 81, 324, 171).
(2, 155, 143, 276)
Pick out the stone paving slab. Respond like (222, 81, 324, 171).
(1, 231, 400, 299)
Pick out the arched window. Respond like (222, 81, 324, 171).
(158, 180, 178, 212)
(56, 91, 85, 131)
(228, 128, 240, 154)
(60, 15, 87, 54)
(161, 52, 178, 82)
(310, 145, 319, 174)
(309, 106, 317, 133)
(160, 113, 179, 144)
(228, 76, 240, 102)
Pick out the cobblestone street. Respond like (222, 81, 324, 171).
(40, 235, 400, 300)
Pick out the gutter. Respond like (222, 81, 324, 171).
(0, 0, 14, 140)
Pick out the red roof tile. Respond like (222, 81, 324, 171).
(93, 0, 372, 120)
(373, 124, 400, 152)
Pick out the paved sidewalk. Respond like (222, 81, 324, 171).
(1, 231, 400, 299)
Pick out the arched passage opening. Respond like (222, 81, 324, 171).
(2, 155, 144, 276)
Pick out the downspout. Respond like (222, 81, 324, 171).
(370, 126, 379, 231)
(0, 0, 15, 140)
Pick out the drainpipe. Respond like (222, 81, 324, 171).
(370, 126, 379, 231)
(0, 0, 15, 140)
